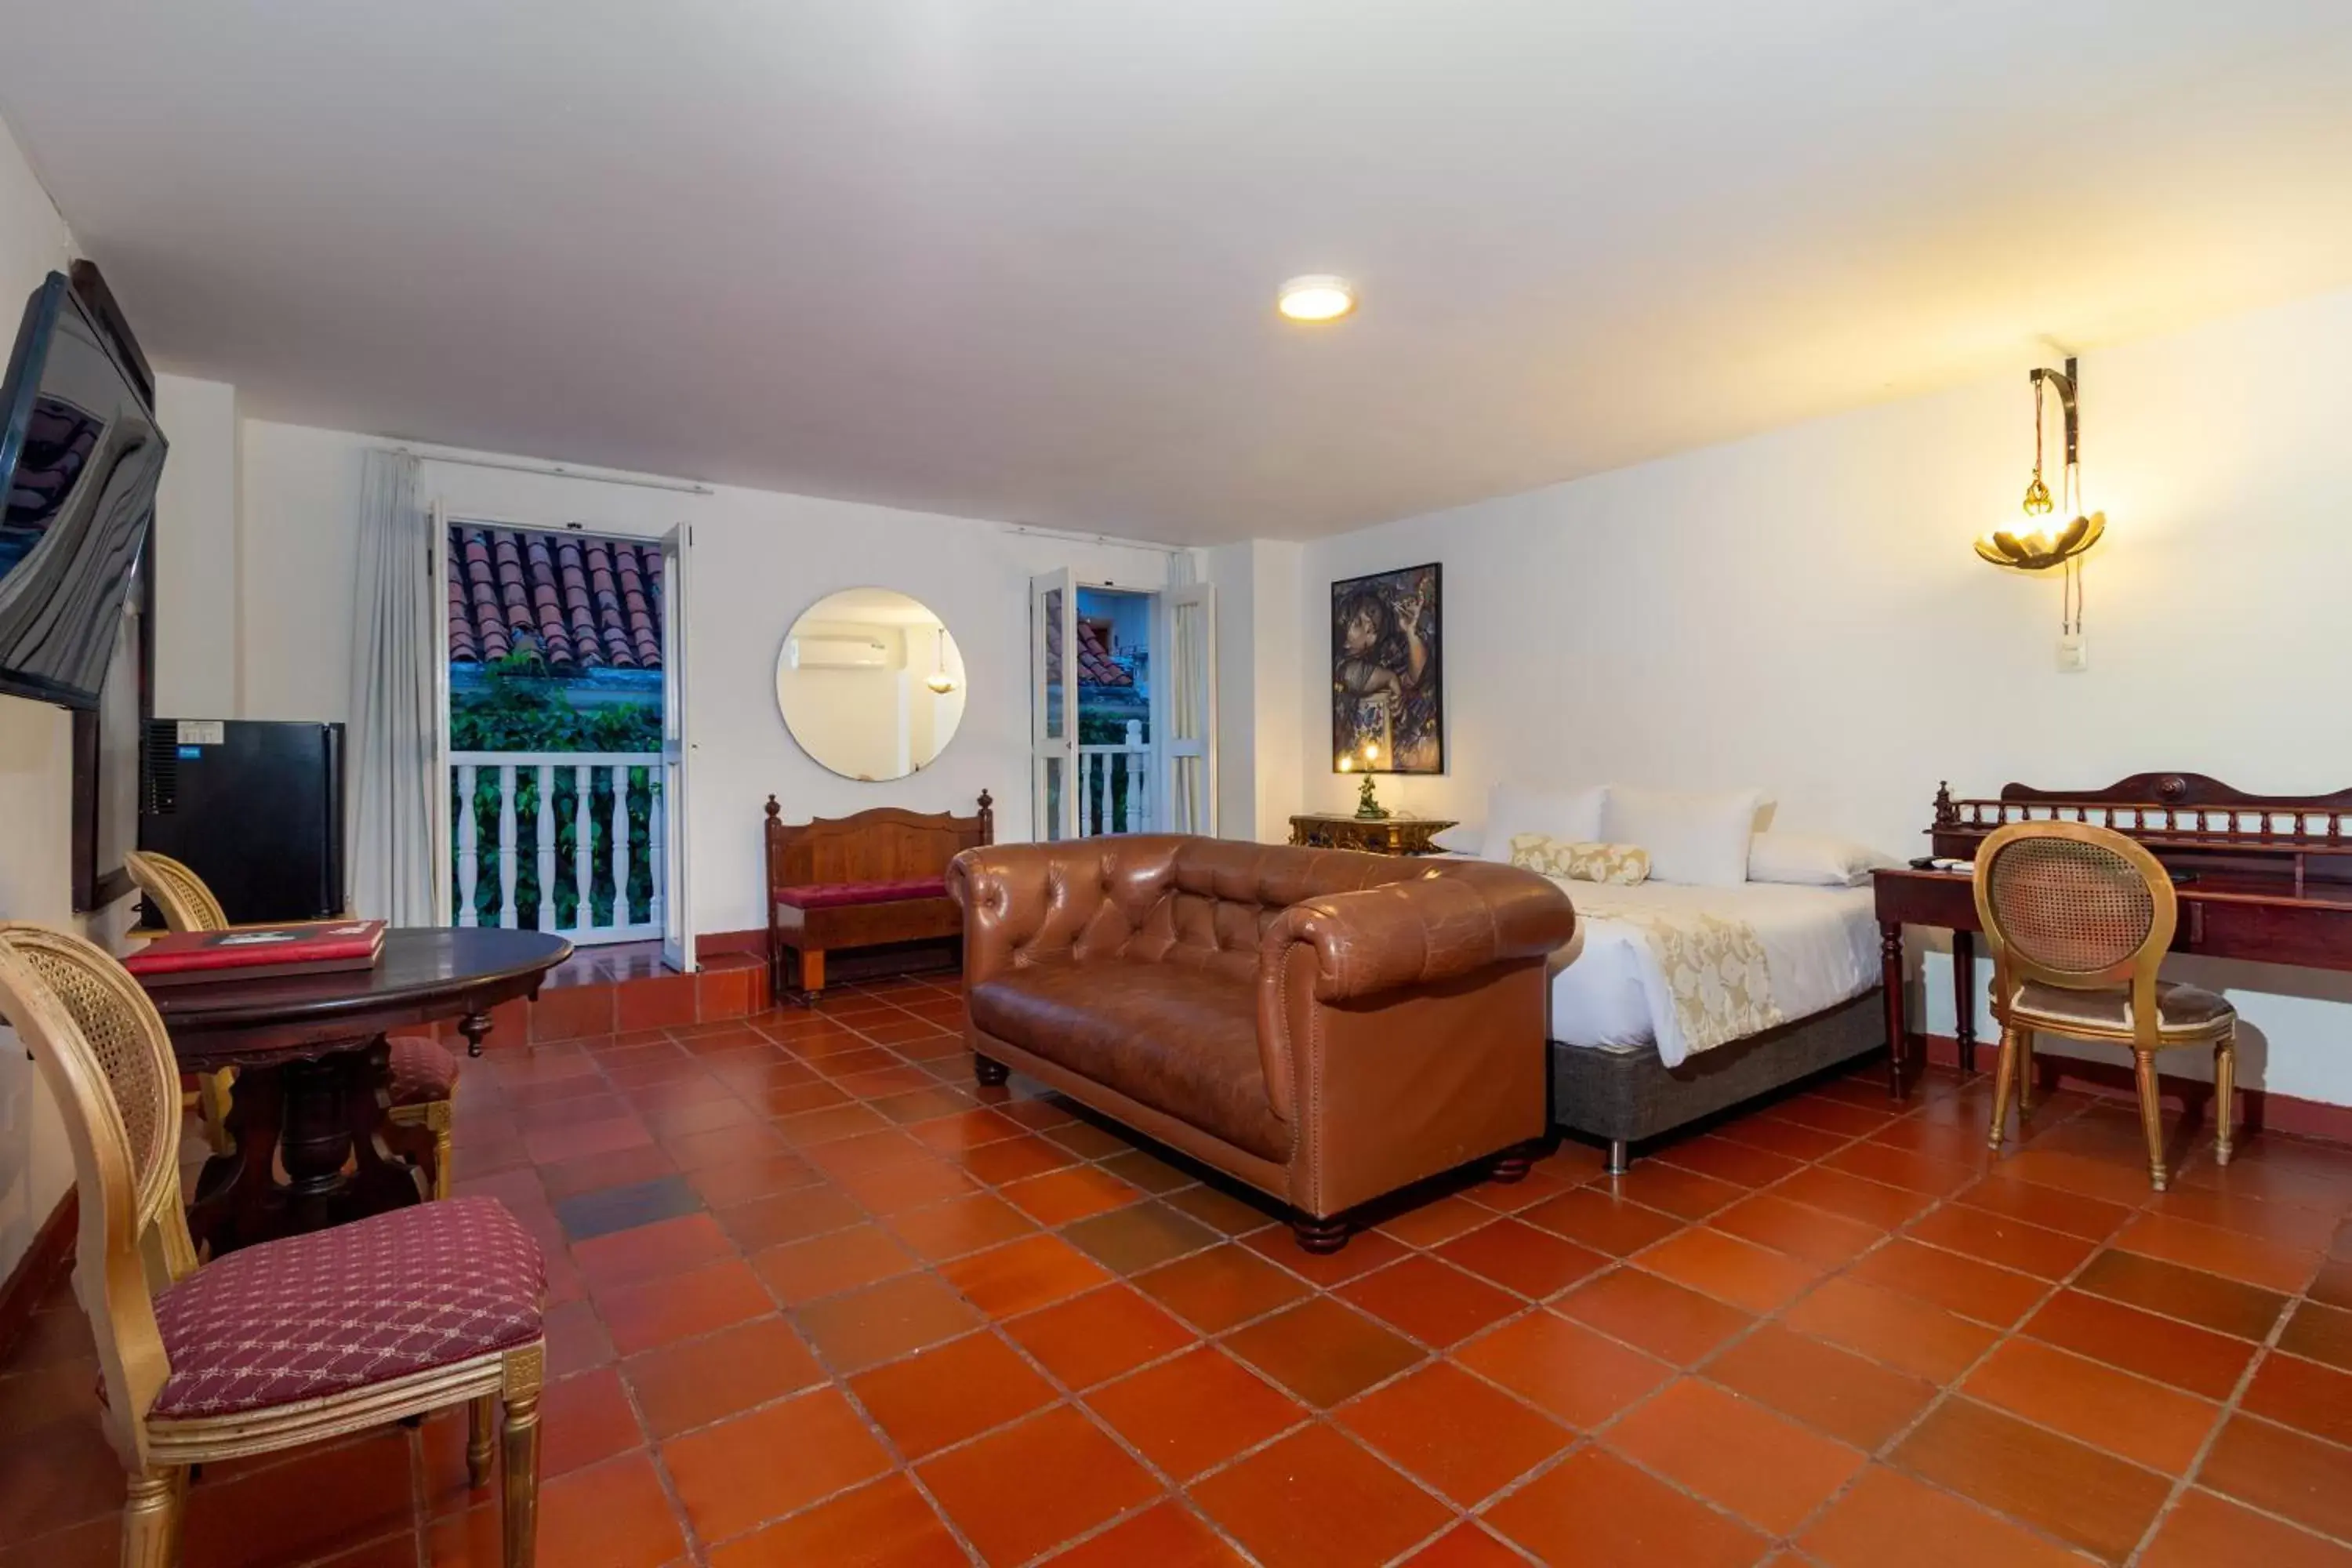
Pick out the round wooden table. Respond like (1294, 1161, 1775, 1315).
(147, 927, 571, 1255)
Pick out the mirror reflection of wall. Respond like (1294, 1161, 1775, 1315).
(775, 588, 967, 782)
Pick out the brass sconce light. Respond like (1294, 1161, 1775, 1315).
(1974, 358, 2105, 572)
(1975, 356, 2104, 669)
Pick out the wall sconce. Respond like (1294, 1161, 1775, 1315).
(1337, 739, 1388, 819)
(1973, 356, 2105, 667)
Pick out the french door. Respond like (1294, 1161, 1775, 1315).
(1030, 568, 1077, 841)
(1160, 580, 1216, 835)
(659, 522, 695, 972)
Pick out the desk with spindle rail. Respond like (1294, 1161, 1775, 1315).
(1873, 773, 2352, 1098)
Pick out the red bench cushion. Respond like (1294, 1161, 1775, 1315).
(775, 877, 948, 911)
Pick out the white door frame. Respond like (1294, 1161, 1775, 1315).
(1161, 580, 1216, 837)
(1030, 568, 1078, 841)
(659, 521, 695, 972)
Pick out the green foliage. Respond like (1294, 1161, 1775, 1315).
(450, 652, 663, 930)
(454, 765, 659, 931)
(448, 651, 662, 753)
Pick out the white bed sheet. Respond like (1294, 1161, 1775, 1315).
(1546, 880, 1880, 1066)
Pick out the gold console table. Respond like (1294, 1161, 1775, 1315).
(1287, 814, 1458, 857)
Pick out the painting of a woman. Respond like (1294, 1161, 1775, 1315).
(1331, 562, 1442, 774)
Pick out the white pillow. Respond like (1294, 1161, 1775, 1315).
(1748, 832, 1889, 887)
(1428, 822, 1484, 856)
(1478, 782, 1606, 865)
(1600, 786, 1761, 887)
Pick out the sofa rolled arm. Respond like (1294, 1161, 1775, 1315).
(946, 837, 1187, 987)
(1258, 862, 1575, 1004)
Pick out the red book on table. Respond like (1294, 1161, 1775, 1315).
(123, 920, 387, 987)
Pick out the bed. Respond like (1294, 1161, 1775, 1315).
(1539, 878, 1887, 1171)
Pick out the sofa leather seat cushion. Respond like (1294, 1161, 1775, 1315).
(150, 1197, 543, 1418)
(775, 877, 949, 911)
(971, 960, 1289, 1162)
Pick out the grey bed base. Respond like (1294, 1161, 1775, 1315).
(1549, 989, 1886, 1174)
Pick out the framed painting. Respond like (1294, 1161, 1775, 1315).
(1330, 561, 1442, 774)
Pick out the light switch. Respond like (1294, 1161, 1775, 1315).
(2056, 633, 2088, 673)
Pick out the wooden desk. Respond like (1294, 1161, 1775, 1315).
(1876, 862, 2352, 1098)
(147, 927, 569, 1254)
(1289, 815, 1458, 856)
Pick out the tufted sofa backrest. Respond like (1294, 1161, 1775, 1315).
(958, 834, 1479, 985)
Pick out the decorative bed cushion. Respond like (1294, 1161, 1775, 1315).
(387, 1034, 458, 1105)
(1508, 833, 1651, 886)
(1601, 786, 1762, 887)
(1748, 832, 1889, 887)
(775, 877, 949, 910)
(1476, 782, 1606, 865)
(151, 1196, 543, 1418)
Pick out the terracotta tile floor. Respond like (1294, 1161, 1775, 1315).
(9, 977, 2352, 1566)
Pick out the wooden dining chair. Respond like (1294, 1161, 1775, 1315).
(1973, 821, 2238, 1189)
(0, 923, 546, 1568)
(123, 850, 463, 1200)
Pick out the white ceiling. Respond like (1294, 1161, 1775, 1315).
(5, 2, 2350, 545)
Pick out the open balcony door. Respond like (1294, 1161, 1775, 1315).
(1160, 581, 1216, 835)
(1031, 568, 1077, 842)
(429, 500, 455, 923)
(660, 523, 695, 972)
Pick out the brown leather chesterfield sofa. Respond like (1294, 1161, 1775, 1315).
(945, 835, 1575, 1251)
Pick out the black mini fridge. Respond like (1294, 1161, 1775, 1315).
(139, 719, 346, 923)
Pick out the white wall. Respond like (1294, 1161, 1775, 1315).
(1203, 538, 1305, 844)
(150, 372, 239, 717)
(1297, 282, 2352, 1105)
(0, 115, 84, 1283)
(236, 421, 1171, 937)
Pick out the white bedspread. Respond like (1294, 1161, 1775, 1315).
(1546, 880, 1879, 1067)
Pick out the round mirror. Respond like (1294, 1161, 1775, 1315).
(775, 588, 967, 781)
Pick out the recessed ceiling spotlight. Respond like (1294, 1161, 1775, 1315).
(1277, 274, 1356, 323)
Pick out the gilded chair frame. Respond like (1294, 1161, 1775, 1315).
(121, 851, 455, 1200)
(0, 923, 542, 1568)
(1972, 820, 2235, 1189)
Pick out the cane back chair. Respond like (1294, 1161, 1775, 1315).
(1973, 821, 2238, 1190)
(123, 850, 462, 1200)
(0, 923, 546, 1568)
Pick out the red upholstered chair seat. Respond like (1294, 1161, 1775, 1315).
(387, 1034, 459, 1105)
(150, 1197, 543, 1418)
(775, 877, 948, 911)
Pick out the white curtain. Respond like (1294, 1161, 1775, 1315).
(346, 451, 439, 923)
(1167, 550, 1213, 834)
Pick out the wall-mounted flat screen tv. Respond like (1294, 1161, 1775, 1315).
(0, 270, 166, 710)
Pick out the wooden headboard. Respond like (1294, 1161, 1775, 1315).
(764, 791, 995, 891)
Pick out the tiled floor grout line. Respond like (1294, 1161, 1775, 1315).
(49, 988, 2344, 1568)
(1432, 1080, 2111, 1562)
(2117, 1240, 2329, 1568)
(539, 1033, 2187, 1565)
(576, 993, 1279, 1565)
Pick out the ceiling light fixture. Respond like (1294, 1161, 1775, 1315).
(1277, 274, 1356, 323)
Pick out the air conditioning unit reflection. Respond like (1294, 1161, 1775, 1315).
(790, 636, 891, 670)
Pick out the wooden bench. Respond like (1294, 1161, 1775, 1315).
(764, 791, 993, 1004)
